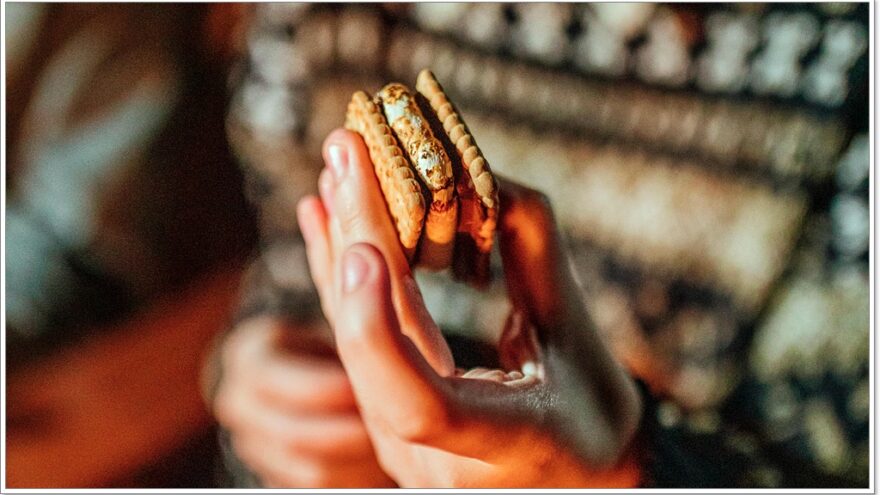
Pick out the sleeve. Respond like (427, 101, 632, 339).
(635, 380, 753, 488)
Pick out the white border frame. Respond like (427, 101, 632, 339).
(0, 0, 875, 493)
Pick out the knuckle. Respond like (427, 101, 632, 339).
(336, 312, 378, 349)
(229, 435, 260, 470)
(301, 464, 335, 488)
(524, 187, 550, 206)
(212, 388, 236, 426)
(334, 193, 366, 233)
(390, 398, 456, 443)
(526, 190, 554, 219)
(374, 451, 398, 482)
(219, 334, 245, 374)
(501, 189, 555, 229)
(390, 417, 429, 443)
(441, 468, 471, 488)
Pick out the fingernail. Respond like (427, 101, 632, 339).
(343, 249, 369, 293)
(327, 144, 348, 181)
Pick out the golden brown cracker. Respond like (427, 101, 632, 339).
(344, 90, 425, 261)
(415, 69, 498, 284)
(376, 82, 457, 270)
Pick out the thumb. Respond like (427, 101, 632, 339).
(333, 243, 453, 434)
(497, 179, 582, 331)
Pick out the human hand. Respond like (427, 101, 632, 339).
(297, 129, 643, 487)
(212, 316, 395, 488)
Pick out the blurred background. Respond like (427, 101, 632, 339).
(4, 2, 870, 488)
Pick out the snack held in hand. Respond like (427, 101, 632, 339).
(345, 69, 498, 284)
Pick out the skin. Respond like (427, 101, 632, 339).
(212, 316, 396, 488)
(288, 128, 644, 487)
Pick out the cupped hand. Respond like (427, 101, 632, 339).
(298, 128, 643, 487)
(212, 316, 395, 488)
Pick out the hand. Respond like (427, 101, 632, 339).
(297, 129, 643, 487)
(212, 316, 395, 488)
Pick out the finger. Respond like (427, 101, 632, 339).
(297, 195, 335, 324)
(232, 434, 390, 488)
(498, 309, 542, 376)
(321, 130, 401, 268)
(281, 414, 376, 460)
(496, 181, 643, 446)
(333, 243, 455, 444)
(223, 318, 357, 413)
(323, 128, 454, 376)
(218, 387, 373, 460)
(230, 435, 293, 487)
(253, 355, 356, 414)
(460, 368, 509, 382)
(497, 178, 581, 329)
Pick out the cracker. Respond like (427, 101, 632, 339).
(344, 90, 425, 261)
(376, 83, 457, 270)
(416, 69, 499, 284)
